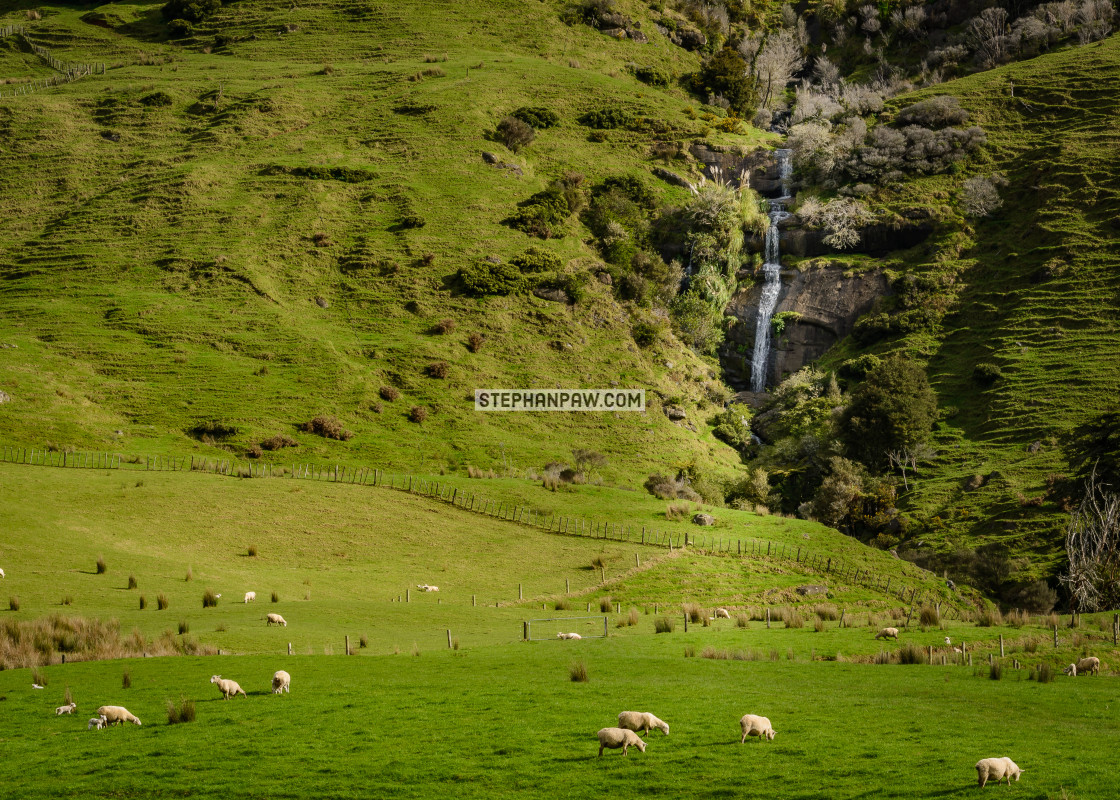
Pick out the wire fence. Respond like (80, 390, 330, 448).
(0, 26, 107, 99)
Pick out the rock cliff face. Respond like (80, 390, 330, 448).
(721, 265, 889, 391)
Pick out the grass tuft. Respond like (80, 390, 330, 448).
(127, 575, 138, 590)
(202, 590, 218, 608)
(157, 594, 169, 611)
(569, 660, 589, 682)
(96, 556, 107, 575)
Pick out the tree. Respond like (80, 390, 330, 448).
(841, 358, 937, 469)
(1060, 465, 1120, 612)
(496, 116, 534, 152)
(753, 29, 805, 110)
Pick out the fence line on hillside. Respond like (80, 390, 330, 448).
(0, 444, 940, 609)
(0, 27, 107, 100)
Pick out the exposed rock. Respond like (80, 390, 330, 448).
(1027, 440, 1042, 453)
(721, 265, 890, 391)
(795, 585, 827, 596)
(692, 513, 715, 526)
(596, 272, 612, 285)
(652, 166, 694, 190)
(669, 27, 706, 50)
(599, 12, 631, 27)
(689, 143, 770, 189)
(533, 287, 570, 304)
(664, 405, 686, 421)
(601, 27, 628, 39)
(627, 29, 648, 43)
(481, 151, 499, 164)
(889, 549, 900, 559)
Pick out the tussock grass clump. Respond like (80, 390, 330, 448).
(783, 608, 804, 629)
(122, 669, 131, 689)
(874, 650, 892, 665)
(433, 318, 456, 334)
(139, 595, 147, 610)
(215, 623, 227, 633)
(247, 545, 257, 557)
(989, 661, 1004, 680)
(919, 606, 940, 627)
(261, 433, 298, 450)
(185, 567, 192, 582)
(302, 415, 353, 440)
(815, 604, 840, 621)
(178, 620, 190, 635)
(9, 596, 19, 611)
(683, 602, 704, 623)
(96, 556, 107, 575)
(157, 594, 169, 611)
(665, 501, 690, 520)
(466, 332, 485, 352)
(64, 686, 73, 705)
(409, 406, 429, 423)
(1035, 662, 1054, 683)
(814, 619, 826, 632)
(735, 614, 751, 629)
(625, 608, 640, 627)
(426, 361, 450, 379)
(590, 555, 606, 570)
(166, 696, 196, 724)
(1005, 609, 1029, 627)
(654, 616, 675, 634)
(127, 575, 137, 590)
(61, 595, 73, 606)
(569, 660, 589, 682)
(271, 591, 279, 603)
(684, 645, 695, 657)
(599, 596, 612, 613)
(411, 643, 420, 657)
(898, 643, 929, 665)
(452, 637, 460, 650)
(977, 608, 1003, 627)
(31, 667, 47, 686)
(379, 386, 400, 401)
(202, 589, 218, 608)
(555, 599, 571, 611)
(359, 635, 368, 649)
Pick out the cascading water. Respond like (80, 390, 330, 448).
(749, 149, 792, 393)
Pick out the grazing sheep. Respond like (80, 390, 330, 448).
(874, 627, 900, 640)
(210, 675, 246, 700)
(618, 711, 669, 737)
(244, 591, 256, 603)
(1063, 663, 1077, 677)
(0, 567, 5, 578)
(1075, 656, 1100, 676)
(55, 702, 77, 716)
(714, 608, 731, 619)
(97, 705, 141, 726)
(557, 632, 582, 640)
(87, 715, 107, 730)
(597, 727, 646, 756)
(272, 670, 291, 694)
(739, 714, 776, 743)
(266, 613, 287, 627)
(976, 757, 1022, 787)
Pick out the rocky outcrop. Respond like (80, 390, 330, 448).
(688, 144, 772, 189)
(721, 265, 890, 391)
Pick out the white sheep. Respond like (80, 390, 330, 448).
(597, 727, 646, 756)
(244, 591, 256, 603)
(55, 702, 77, 716)
(944, 637, 952, 645)
(874, 627, 900, 640)
(976, 757, 1022, 787)
(739, 714, 776, 743)
(0, 567, 5, 578)
(272, 670, 291, 694)
(97, 705, 141, 726)
(215, 593, 222, 599)
(416, 584, 439, 592)
(1074, 656, 1100, 676)
(557, 632, 582, 640)
(714, 608, 731, 619)
(87, 715, 108, 730)
(210, 675, 246, 700)
(617, 711, 669, 737)
(266, 613, 287, 627)
(1063, 663, 1077, 677)
(32, 684, 45, 689)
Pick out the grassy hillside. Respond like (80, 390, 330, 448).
(0, 0, 771, 486)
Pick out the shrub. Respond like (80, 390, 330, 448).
(898, 643, 929, 664)
(96, 556, 107, 575)
(555, 599, 571, 611)
(961, 174, 1005, 218)
(433, 318, 456, 335)
(919, 606, 940, 627)
(139, 595, 147, 610)
(379, 386, 400, 401)
(466, 332, 485, 353)
(178, 620, 190, 635)
(426, 361, 450, 379)
(977, 608, 1003, 627)
(972, 362, 1002, 385)
(633, 65, 671, 86)
(599, 596, 613, 613)
(895, 96, 970, 128)
(301, 415, 354, 441)
(632, 321, 660, 348)
(511, 106, 560, 129)
(784, 610, 804, 629)
(579, 106, 633, 129)
(128, 575, 138, 590)
(569, 660, 589, 682)
(409, 406, 429, 424)
(511, 246, 563, 273)
(271, 591, 279, 603)
(654, 616, 675, 633)
(683, 602, 704, 623)
(166, 696, 196, 724)
(9, 596, 19, 611)
(161, 0, 219, 22)
(839, 354, 881, 381)
(496, 116, 535, 152)
(202, 589, 218, 608)
(140, 91, 174, 107)
(989, 661, 1003, 680)
(459, 261, 527, 295)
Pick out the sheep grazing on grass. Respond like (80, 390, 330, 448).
(272, 670, 291, 694)
(739, 714, 776, 743)
(266, 613, 287, 627)
(416, 584, 439, 592)
(210, 675, 246, 700)
(557, 632, 582, 640)
(874, 627, 900, 640)
(244, 591, 256, 603)
(1073, 656, 1100, 676)
(0, 567, 5, 578)
(597, 727, 646, 756)
(976, 757, 1022, 787)
(97, 705, 141, 726)
(618, 711, 669, 737)
(1063, 663, 1077, 677)
(714, 608, 731, 619)
(87, 715, 107, 730)
(55, 702, 77, 716)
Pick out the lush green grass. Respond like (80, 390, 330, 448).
(1, 642, 1117, 799)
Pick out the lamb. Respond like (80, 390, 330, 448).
(874, 627, 900, 640)
(557, 632, 582, 640)
(714, 608, 731, 619)
(87, 715, 108, 730)
(272, 670, 291, 694)
(244, 591, 256, 603)
(597, 727, 646, 756)
(55, 702, 77, 716)
(97, 705, 141, 726)
(975, 757, 1022, 787)
(266, 613, 287, 626)
(739, 714, 776, 743)
(416, 584, 439, 592)
(210, 675, 246, 700)
(617, 711, 669, 737)
(0, 567, 5, 578)
(1063, 663, 1077, 677)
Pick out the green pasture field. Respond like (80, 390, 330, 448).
(1, 641, 1117, 800)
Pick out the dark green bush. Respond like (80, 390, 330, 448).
(459, 261, 527, 296)
(632, 321, 660, 347)
(511, 106, 559, 129)
(839, 354, 882, 381)
(972, 362, 1002, 385)
(511, 246, 563, 273)
(167, 18, 194, 38)
(496, 116, 535, 152)
(507, 186, 571, 238)
(261, 165, 374, 183)
(141, 91, 174, 107)
(534, 271, 591, 304)
(895, 96, 970, 128)
(161, 0, 219, 22)
(633, 65, 671, 86)
(579, 106, 633, 129)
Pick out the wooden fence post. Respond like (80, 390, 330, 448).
(447, 629, 452, 649)
(345, 635, 350, 656)
(999, 635, 1004, 658)
(766, 608, 770, 629)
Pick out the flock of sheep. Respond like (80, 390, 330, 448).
(595, 710, 775, 757)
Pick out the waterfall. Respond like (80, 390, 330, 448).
(749, 149, 792, 393)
